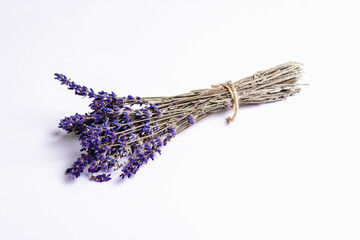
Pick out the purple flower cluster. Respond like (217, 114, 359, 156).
(55, 73, 176, 182)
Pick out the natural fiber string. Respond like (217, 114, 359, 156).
(211, 80, 239, 123)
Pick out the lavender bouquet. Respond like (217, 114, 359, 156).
(55, 62, 303, 182)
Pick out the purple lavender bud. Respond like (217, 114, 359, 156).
(88, 88, 95, 98)
(224, 101, 232, 110)
(90, 174, 111, 182)
(54, 73, 70, 85)
(55, 73, 125, 102)
(187, 115, 194, 125)
(152, 137, 163, 147)
(135, 96, 142, 105)
(113, 106, 121, 114)
(168, 126, 176, 137)
(65, 154, 90, 178)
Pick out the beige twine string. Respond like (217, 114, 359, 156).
(211, 80, 239, 123)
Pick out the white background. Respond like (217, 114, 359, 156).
(1, 0, 359, 239)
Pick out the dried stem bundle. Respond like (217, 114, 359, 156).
(55, 61, 303, 182)
(145, 61, 303, 133)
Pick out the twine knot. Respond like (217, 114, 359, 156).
(211, 80, 239, 123)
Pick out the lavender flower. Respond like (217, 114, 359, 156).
(55, 62, 303, 182)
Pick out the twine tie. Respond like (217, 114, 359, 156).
(212, 80, 239, 123)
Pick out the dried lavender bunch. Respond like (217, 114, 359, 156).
(55, 61, 303, 182)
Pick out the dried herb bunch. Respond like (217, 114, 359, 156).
(55, 61, 303, 182)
